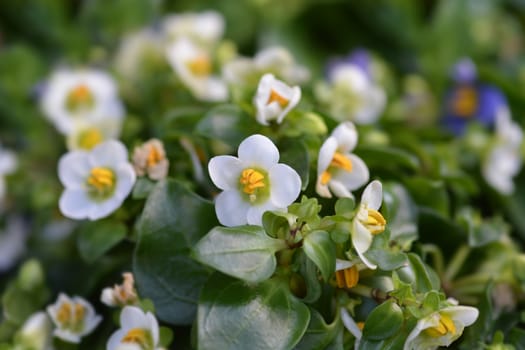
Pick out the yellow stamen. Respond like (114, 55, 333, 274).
(335, 265, 359, 289)
(74, 304, 85, 324)
(78, 128, 103, 150)
(56, 302, 72, 325)
(122, 328, 149, 347)
(239, 168, 265, 195)
(330, 152, 352, 171)
(366, 209, 386, 235)
(452, 86, 477, 118)
(187, 55, 212, 76)
(357, 322, 365, 330)
(87, 167, 115, 193)
(424, 314, 456, 338)
(320, 171, 332, 185)
(146, 145, 163, 168)
(267, 89, 289, 108)
(66, 84, 94, 111)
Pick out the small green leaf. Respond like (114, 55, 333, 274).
(159, 326, 174, 348)
(335, 198, 355, 218)
(196, 104, 254, 147)
(193, 225, 287, 283)
(302, 230, 336, 282)
(356, 145, 420, 171)
(297, 252, 322, 304)
(77, 220, 127, 263)
(289, 196, 322, 221)
(132, 177, 156, 199)
(279, 139, 310, 190)
(197, 273, 310, 350)
(362, 300, 403, 341)
(397, 253, 440, 293)
(262, 211, 296, 239)
(294, 307, 342, 350)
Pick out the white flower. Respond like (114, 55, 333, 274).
(208, 134, 301, 226)
(17, 312, 53, 350)
(162, 11, 224, 46)
(316, 64, 386, 124)
(404, 302, 479, 350)
(47, 293, 102, 343)
(253, 73, 301, 125)
(0, 216, 27, 272)
(107, 306, 162, 350)
(132, 139, 169, 181)
(166, 37, 228, 102)
(340, 307, 362, 350)
(66, 118, 121, 151)
(482, 108, 523, 194)
(0, 143, 17, 203)
(316, 122, 369, 198)
(101, 272, 139, 307)
(58, 140, 136, 220)
(40, 68, 125, 135)
(352, 180, 386, 269)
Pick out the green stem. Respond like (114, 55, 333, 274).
(421, 244, 445, 278)
(444, 245, 471, 282)
(350, 284, 388, 301)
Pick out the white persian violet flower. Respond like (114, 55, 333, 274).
(352, 180, 386, 269)
(106, 306, 162, 350)
(482, 108, 523, 195)
(316, 64, 386, 124)
(47, 293, 102, 343)
(253, 73, 301, 125)
(0, 143, 17, 203)
(40, 69, 125, 135)
(58, 140, 136, 221)
(403, 301, 479, 350)
(166, 37, 228, 102)
(162, 11, 224, 46)
(316, 122, 369, 198)
(17, 312, 53, 350)
(208, 134, 301, 226)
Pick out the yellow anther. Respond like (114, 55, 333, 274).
(187, 55, 212, 76)
(366, 209, 386, 235)
(335, 265, 359, 289)
(146, 145, 163, 168)
(87, 167, 115, 193)
(267, 89, 289, 108)
(56, 302, 72, 325)
(320, 171, 332, 185)
(330, 152, 352, 171)
(78, 128, 103, 150)
(74, 304, 85, 324)
(424, 313, 456, 338)
(357, 322, 365, 331)
(66, 84, 94, 111)
(240, 168, 266, 195)
(452, 86, 477, 118)
(122, 328, 149, 347)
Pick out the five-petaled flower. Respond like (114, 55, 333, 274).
(208, 134, 301, 226)
(106, 306, 162, 350)
(47, 293, 102, 343)
(316, 122, 369, 198)
(58, 140, 136, 220)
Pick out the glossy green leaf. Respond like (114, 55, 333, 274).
(294, 308, 342, 350)
(404, 177, 449, 216)
(193, 225, 287, 283)
(132, 177, 156, 199)
(356, 145, 420, 171)
(279, 138, 310, 190)
(77, 220, 127, 263)
(133, 179, 218, 325)
(397, 253, 440, 293)
(334, 198, 355, 218)
(197, 273, 310, 350)
(196, 104, 254, 147)
(297, 252, 322, 304)
(361, 300, 403, 341)
(262, 211, 296, 239)
(303, 230, 335, 282)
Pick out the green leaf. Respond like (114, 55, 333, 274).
(356, 145, 420, 171)
(77, 220, 127, 263)
(404, 177, 449, 216)
(159, 326, 174, 348)
(335, 198, 355, 218)
(361, 300, 403, 341)
(197, 274, 310, 350)
(132, 177, 156, 199)
(297, 252, 322, 304)
(294, 308, 342, 350)
(193, 225, 286, 283)
(262, 211, 296, 239)
(133, 179, 218, 325)
(397, 253, 440, 293)
(302, 230, 335, 281)
(196, 104, 254, 148)
(279, 138, 310, 190)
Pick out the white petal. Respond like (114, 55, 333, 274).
(352, 220, 376, 269)
(315, 177, 332, 198)
(442, 306, 479, 327)
(59, 189, 93, 220)
(237, 134, 279, 168)
(89, 140, 129, 168)
(340, 307, 362, 340)
(269, 164, 301, 207)
(332, 154, 369, 191)
(0, 150, 17, 175)
(208, 156, 243, 190)
(114, 164, 136, 200)
(58, 151, 91, 189)
(361, 180, 382, 209)
(246, 201, 280, 226)
(353, 85, 386, 125)
(120, 306, 149, 330)
(87, 195, 123, 221)
(276, 86, 301, 124)
(53, 329, 81, 343)
(107, 329, 126, 350)
(215, 190, 250, 227)
(317, 137, 338, 175)
(335, 259, 354, 271)
(101, 288, 117, 306)
(331, 122, 358, 152)
(328, 180, 354, 198)
(146, 312, 160, 345)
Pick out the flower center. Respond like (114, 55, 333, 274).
(267, 89, 289, 108)
(86, 167, 116, 200)
(239, 168, 269, 203)
(121, 328, 152, 349)
(364, 208, 386, 235)
(146, 145, 163, 168)
(56, 302, 86, 332)
(452, 86, 477, 118)
(320, 152, 353, 185)
(77, 128, 103, 150)
(66, 84, 95, 112)
(187, 55, 212, 76)
(335, 265, 359, 289)
(424, 313, 456, 338)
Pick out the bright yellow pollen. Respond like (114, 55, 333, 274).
(56, 302, 72, 325)
(240, 168, 265, 195)
(187, 55, 212, 76)
(267, 89, 289, 108)
(87, 167, 115, 192)
(122, 328, 149, 347)
(424, 314, 456, 338)
(335, 265, 359, 289)
(452, 86, 477, 118)
(366, 209, 386, 235)
(320, 171, 332, 185)
(146, 145, 163, 168)
(357, 322, 365, 330)
(320, 152, 353, 185)
(78, 128, 103, 150)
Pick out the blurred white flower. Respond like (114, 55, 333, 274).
(16, 311, 53, 350)
(132, 139, 169, 181)
(163, 11, 224, 46)
(166, 37, 228, 102)
(0, 216, 27, 272)
(0, 143, 17, 203)
(58, 140, 136, 220)
(208, 134, 301, 226)
(101, 272, 139, 307)
(40, 69, 125, 135)
(316, 122, 369, 198)
(352, 180, 386, 269)
(253, 73, 301, 125)
(316, 64, 386, 124)
(66, 118, 121, 151)
(47, 293, 102, 343)
(404, 301, 478, 350)
(106, 306, 162, 350)
(482, 108, 523, 194)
